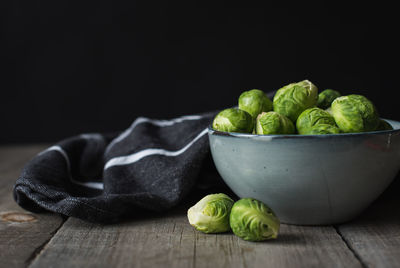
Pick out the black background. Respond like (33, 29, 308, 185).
(1, 3, 397, 143)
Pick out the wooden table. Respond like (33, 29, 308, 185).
(1, 144, 400, 268)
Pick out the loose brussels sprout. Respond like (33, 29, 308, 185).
(377, 119, 393, 131)
(296, 107, 337, 135)
(256, 111, 295, 135)
(212, 108, 253, 133)
(317, 89, 341, 109)
(325, 107, 333, 115)
(238, 89, 273, 119)
(273, 80, 319, 122)
(331, 95, 380, 133)
(187, 193, 234, 234)
(300, 124, 341, 135)
(230, 198, 280, 241)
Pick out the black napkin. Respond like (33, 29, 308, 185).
(13, 111, 218, 223)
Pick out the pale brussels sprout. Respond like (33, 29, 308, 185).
(325, 107, 333, 115)
(296, 107, 337, 135)
(317, 89, 341, 109)
(273, 80, 319, 122)
(301, 124, 341, 135)
(187, 193, 234, 234)
(230, 198, 280, 241)
(239, 89, 273, 119)
(331, 95, 380, 133)
(377, 119, 393, 131)
(212, 108, 253, 133)
(256, 111, 295, 135)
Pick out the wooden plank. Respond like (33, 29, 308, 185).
(0, 144, 65, 268)
(337, 177, 400, 268)
(11, 144, 400, 267)
(30, 202, 362, 268)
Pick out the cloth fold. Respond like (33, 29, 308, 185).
(14, 112, 217, 223)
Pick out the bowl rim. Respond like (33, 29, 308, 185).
(208, 118, 400, 140)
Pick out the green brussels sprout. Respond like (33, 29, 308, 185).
(212, 108, 253, 133)
(300, 124, 341, 135)
(273, 80, 319, 122)
(256, 111, 295, 135)
(331, 94, 380, 133)
(187, 193, 234, 234)
(296, 107, 337, 135)
(377, 119, 393, 131)
(238, 89, 273, 119)
(325, 107, 333, 115)
(230, 198, 280, 241)
(317, 89, 341, 109)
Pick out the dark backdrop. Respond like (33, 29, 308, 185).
(1, 3, 397, 143)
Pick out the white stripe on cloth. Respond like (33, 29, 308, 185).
(104, 128, 208, 170)
(39, 145, 104, 190)
(104, 115, 203, 154)
(79, 133, 104, 140)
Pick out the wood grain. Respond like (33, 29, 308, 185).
(0, 144, 65, 268)
(30, 205, 362, 268)
(2, 144, 399, 268)
(337, 177, 400, 268)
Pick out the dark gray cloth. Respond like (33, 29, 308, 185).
(13, 112, 217, 223)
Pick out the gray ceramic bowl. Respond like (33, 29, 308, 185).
(208, 119, 400, 225)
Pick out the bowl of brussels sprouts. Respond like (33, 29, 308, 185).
(209, 80, 400, 225)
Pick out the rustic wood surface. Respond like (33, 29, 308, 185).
(0, 144, 399, 268)
(336, 178, 400, 268)
(0, 144, 65, 268)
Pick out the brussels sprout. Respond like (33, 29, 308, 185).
(187, 193, 234, 234)
(296, 107, 337, 135)
(300, 124, 341, 135)
(325, 107, 333, 115)
(230, 198, 280, 241)
(331, 94, 380, 133)
(273, 80, 319, 122)
(212, 108, 253, 133)
(377, 119, 393, 131)
(317, 89, 341, 109)
(256, 111, 295, 135)
(239, 89, 273, 119)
